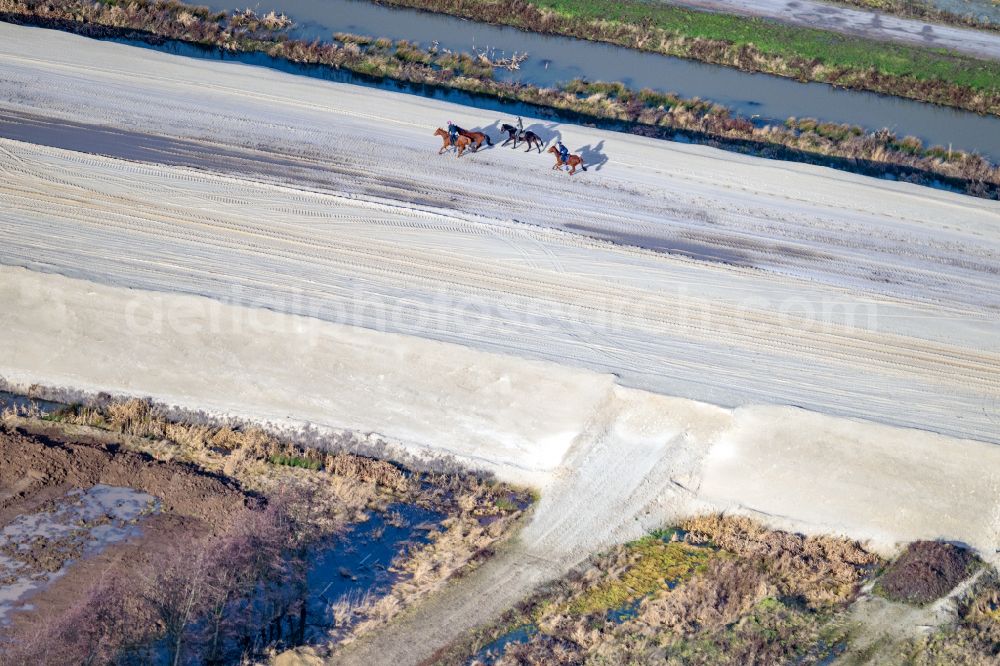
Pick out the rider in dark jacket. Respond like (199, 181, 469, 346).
(447, 121, 459, 145)
(557, 141, 570, 168)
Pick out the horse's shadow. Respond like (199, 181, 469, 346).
(576, 140, 609, 171)
(527, 123, 559, 149)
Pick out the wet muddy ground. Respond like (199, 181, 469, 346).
(0, 424, 249, 629)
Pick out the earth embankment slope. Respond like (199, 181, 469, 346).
(3, 266, 999, 560)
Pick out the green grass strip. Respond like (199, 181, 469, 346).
(533, 0, 1000, 90)
(268, 453, 322, 470)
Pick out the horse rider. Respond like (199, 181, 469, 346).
(447, 120, 459, 146)
(516, 116, 524, 134)
(557, 140, 570, 169)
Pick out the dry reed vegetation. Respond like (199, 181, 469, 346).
(2, 0, 998, 196)
(34, 395, 532, 517)
(681, 514, 881, 607)
(455, 515, 997, 664)
(448, 515, 881, 665)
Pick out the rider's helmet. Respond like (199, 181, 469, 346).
(448, 120, 454, 125)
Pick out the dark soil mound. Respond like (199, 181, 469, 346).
(879, 540, 978, 605)
(0, 426, 249, 528)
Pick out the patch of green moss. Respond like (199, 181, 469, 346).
(268, 453, 321, 470)
(568, 536, 711, 615)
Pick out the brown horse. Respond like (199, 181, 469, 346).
(547, 146, 587, 175)
(434, 128, 472, 157)
(457, 127, 493, 151)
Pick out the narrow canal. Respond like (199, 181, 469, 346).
(214, 0, 1000, 161)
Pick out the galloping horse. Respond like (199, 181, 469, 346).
(435, 128, 472, 157)
(547, 145, 587, 174)
(500, 124, 544, 152)
(457, 126, 493, 151)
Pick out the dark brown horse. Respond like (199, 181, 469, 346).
(456, 126, 493, 151)
(547, 145, 587, 174)
(435, 128, 472, 157)
(500, 123, 544, 152)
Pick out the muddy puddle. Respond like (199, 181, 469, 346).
(214, 0, 1000, 161)
(473, 624, 538, 664)
(0, 485, 160, 623)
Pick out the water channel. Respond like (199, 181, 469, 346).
(216, 0, 1000, 160)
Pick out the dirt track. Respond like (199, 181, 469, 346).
(664, 0, 1000, 61)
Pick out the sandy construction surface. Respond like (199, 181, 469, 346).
(664, 0, 1000, 61)
(1, 24, 998, 444)
(1, 25, 999, 662)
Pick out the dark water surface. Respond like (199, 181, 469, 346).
(301, 503, 444, 642)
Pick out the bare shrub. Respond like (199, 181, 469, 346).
(106, 397, 165, 438)
(0, 574, 154, 666)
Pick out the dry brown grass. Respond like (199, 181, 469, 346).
(105, 397, 165, 438)
(447, 515, 878, 665)
(324, 451, 408, 492)
(681, 514, 881, 607)
(44, 396, 411, 497)
(639, 557, 769, 636)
